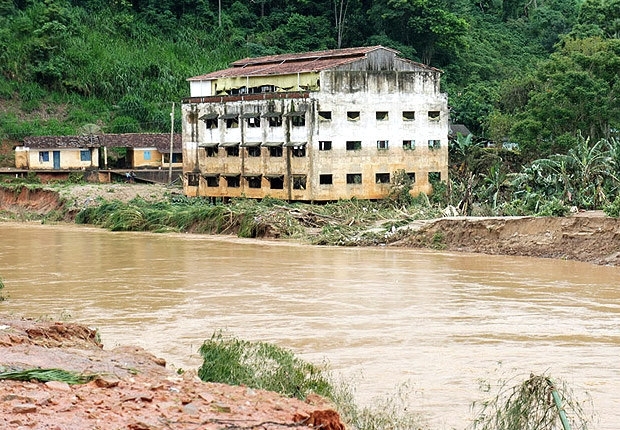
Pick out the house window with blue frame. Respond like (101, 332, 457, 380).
(39, 151, 49, 162)
(144, 150, 151, 160)
(80, 150, 91, 161)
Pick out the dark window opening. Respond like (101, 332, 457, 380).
(187, 173, 199, 187)
(403, 140, 415, 150)
(319, 141, 332, 151)
(225, 175, 240, 188)
(318, 111, 332, 121)
(403, 111, 415, 121)
(292, 115, 305, 127)
(347, 173, 362, 184)
(80, 150, 91, 161)
(268, 176, 284, 189)
(246, 176, 262, 188)
(346, 141, 362, 151)
(200, 113, 219, 129)
(319, 174, 333, 185)
(268, 116, 282, 127)
(205, 147, 218, 157)
(347, 111, 360, 121)
(226, 145, 240, 157)
(269, 146, 283, 157)
(292, 145, 306, 157)
(407, 172, 416, 183)
(376, 111, 388, 121)
(247, 146, 261, 157)
(39, 151, 49, 162)
(163, 153, 183, 163)
(428, 172, 441, 183)
(226, 118, 239, 128)
(376, 173, 390, 184)
(428, 140, 441, 150)
(428, 111, 440, 120)
(293, 175, 307, 190)
(206, 176, 219, 187)
(377, 140, 389, 150)
(246, 116, 260, 128)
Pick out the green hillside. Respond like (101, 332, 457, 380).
(0, 0, 618, 166)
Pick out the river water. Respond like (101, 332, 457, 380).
(1, 222, 619, 429)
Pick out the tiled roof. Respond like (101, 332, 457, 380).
(23, 134, 182, 152)
(188, 46, 400, 81)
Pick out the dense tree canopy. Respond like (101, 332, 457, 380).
(0, 0, 617, 170)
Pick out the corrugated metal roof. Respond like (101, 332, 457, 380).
(23, 133, 182, 152)
(188, 46, 400, 81)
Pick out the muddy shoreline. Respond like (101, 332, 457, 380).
(2, 184, 619, 267)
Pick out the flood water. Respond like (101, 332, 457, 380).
(1, 222, 619, 429)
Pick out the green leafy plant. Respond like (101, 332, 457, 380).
(0, 367, 96, 385)
(197, 331, 333, 400)
(0, 276, 6, 301)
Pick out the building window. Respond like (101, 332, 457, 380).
(205, 176, 219, 187)
(407, 172, 416, 182)
(143, 150, 151, 160)
(80, 150, 91, 162)
(223, 114, 239, 128)
(187, 173, 199, 186)
(428, 111, 440, 120)
(269, 146, 283, 157)
(319, 141, 332, 151)
(245, 116, 260, 128)
(264, 112, 283, 127)
(346, 173, 362, 184)
(225, 145, 240, 157)
(200, 113, 218, 129)
(428, 172, 441, 183)
(319, 174, 333, 185)
(39, 151, 50, 163)
(318, 111, 332, 121)
(267, 176, 284, 189)
(247, 146, 261, 157)
(428, 140, 441, 150)
(291, 114, 305, 127)
(346, 141, 362, 151)
(225, 175, 240, 188)
(293, 175, 307, 190)
(292, 144, 306, 157)
(205, 146, 218, 157)
(403, 140, 415, 150)
(347, 111, 360, 121)
(376, 111, 388, 121)
(377, 140, 389, 150)
(403, 111, 415, 121)
(164, 153, 183, 163)
(246, 176, 262, 188)
(376, 173, 390, 184)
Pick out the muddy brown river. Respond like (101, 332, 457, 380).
(1, 222, 619, 429)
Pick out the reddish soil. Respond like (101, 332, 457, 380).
(0, 316, 345, 430)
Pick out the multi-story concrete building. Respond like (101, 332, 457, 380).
(181, 46, 448, 201)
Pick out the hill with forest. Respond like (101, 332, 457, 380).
(0, 0, 619, 215)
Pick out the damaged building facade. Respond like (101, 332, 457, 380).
(181, 46, 448, 201)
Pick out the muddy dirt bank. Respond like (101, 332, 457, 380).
(0, 316, 344, 430)
(391, 213, 620, 266)
(2, 184, 619, 266)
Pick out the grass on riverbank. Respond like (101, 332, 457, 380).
(197, 331, 428, 430)
(73, 194, 443, 246)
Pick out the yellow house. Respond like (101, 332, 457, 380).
(17, 134, 182, 171)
